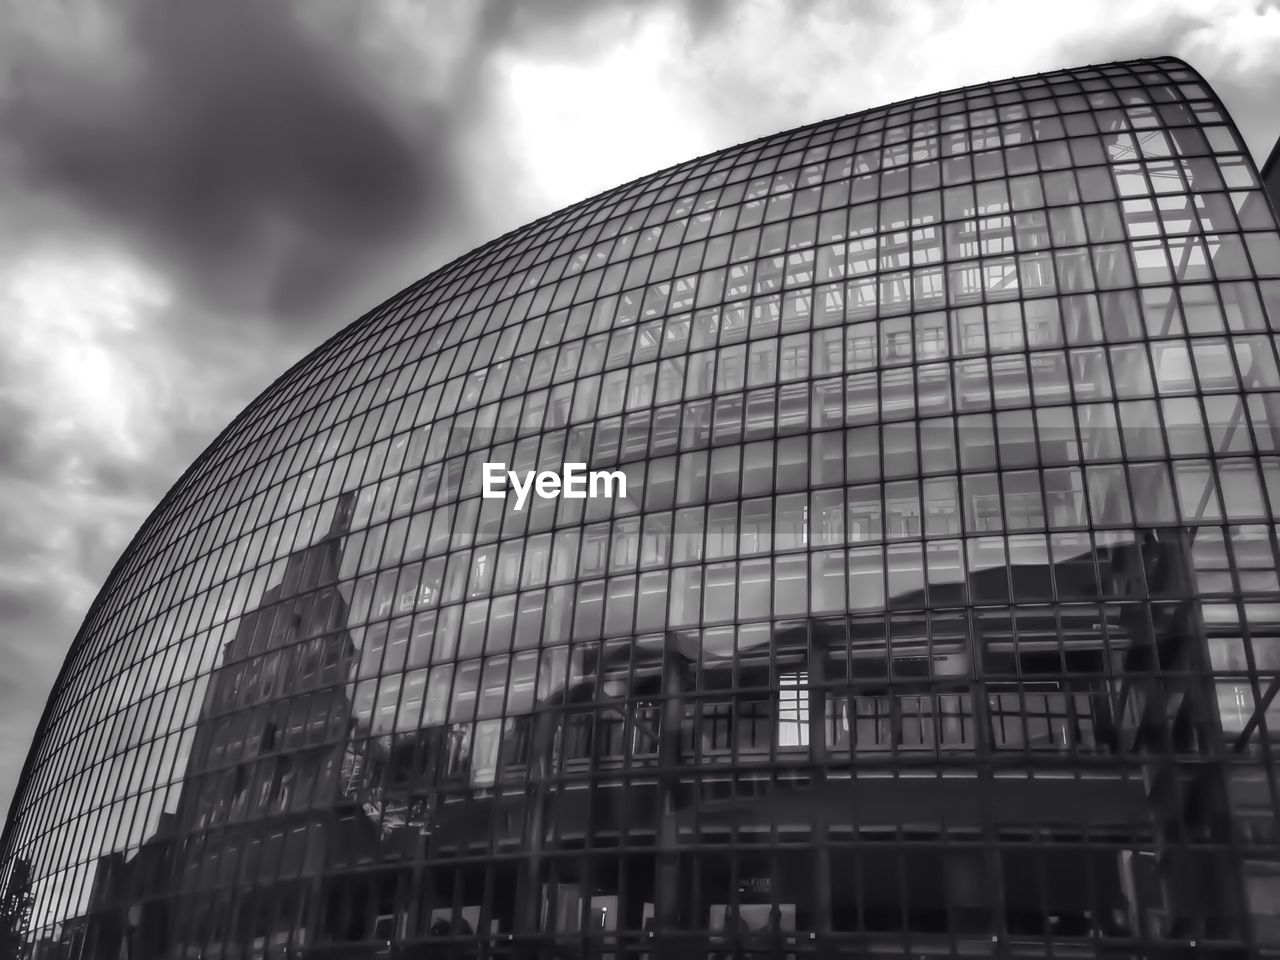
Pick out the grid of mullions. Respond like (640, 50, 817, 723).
(6, 56, 1280, 954)
(35, 62, 1264, 655)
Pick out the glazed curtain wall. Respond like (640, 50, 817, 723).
(2, 56, 1280, 958)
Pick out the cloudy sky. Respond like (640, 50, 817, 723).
(0, 0, 1278, 826)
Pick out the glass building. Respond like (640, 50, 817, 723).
(3, 55, 1280, 959)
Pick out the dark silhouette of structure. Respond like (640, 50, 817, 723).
(0, 857, 34, 960)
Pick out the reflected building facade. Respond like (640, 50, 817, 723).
(4, 56, 1280, 958)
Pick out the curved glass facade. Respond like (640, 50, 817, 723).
(4, 56, 1280, 959)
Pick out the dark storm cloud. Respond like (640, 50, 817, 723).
(0, 0, 736, 332)
(0, 598, 72, 829)
(0, 582, 47, 629)
(0, 399, 40, 482)
(2, 0, 454, 326)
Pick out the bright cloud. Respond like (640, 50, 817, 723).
(4, 249, 172, 460)
(494, 7, 718, 213)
